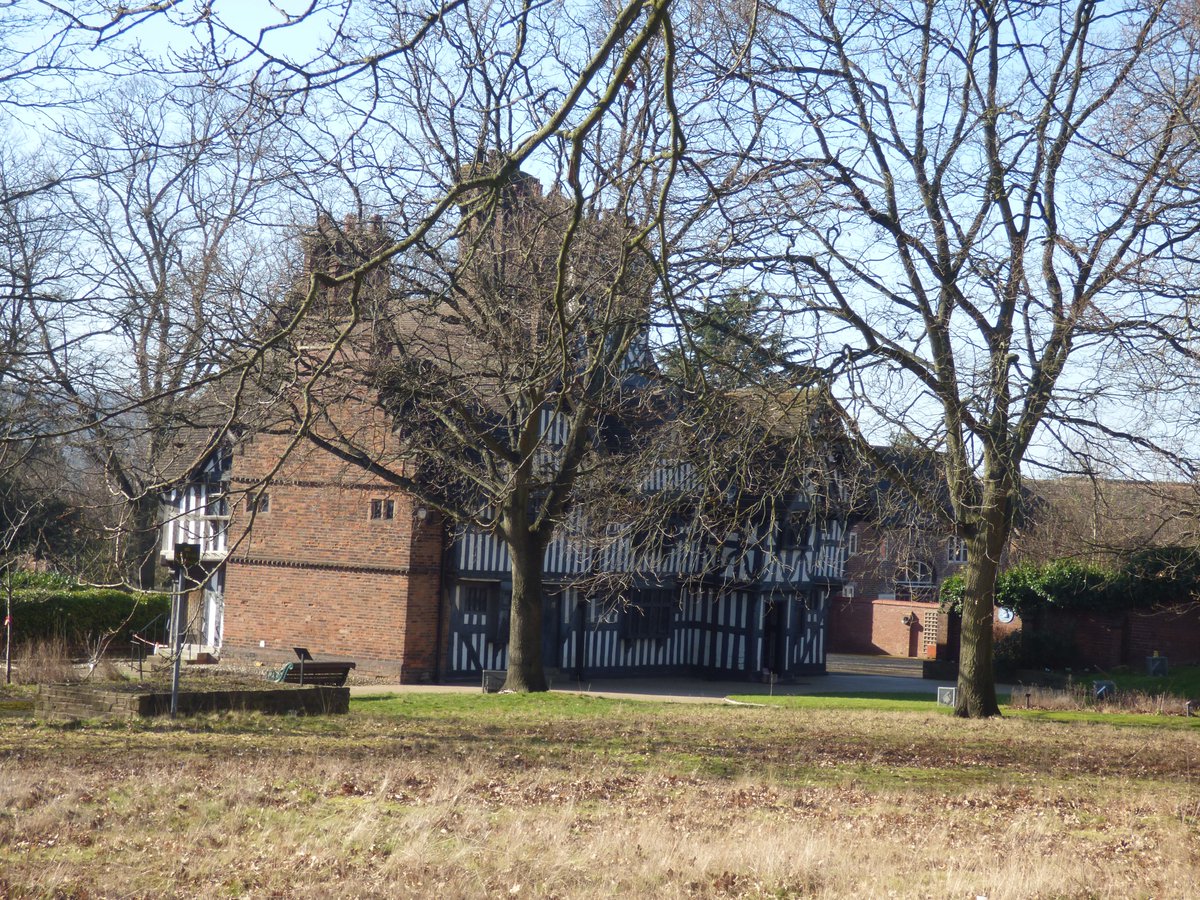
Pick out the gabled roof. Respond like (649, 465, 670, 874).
(158, 428, 222, 485)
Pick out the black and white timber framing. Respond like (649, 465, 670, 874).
(448, 504, 844, 680)
(158, 447, 231, 650)
(160, 435, 846, 681)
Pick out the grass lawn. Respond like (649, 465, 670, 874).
(1, 691, 1198, 898)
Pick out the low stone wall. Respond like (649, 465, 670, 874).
(36, 684, 349, 720)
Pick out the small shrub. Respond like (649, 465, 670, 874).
(12, 637, 76, 685)
(86, 655, 125, 683)
(1019, 682, 1187, 715)
(938, 573, 964, 613)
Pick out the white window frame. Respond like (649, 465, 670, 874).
(948, 536, 968, 564)
(370, 498, 396, 521)
(895, 560, 936, 602)
(588, 598, 619, 625)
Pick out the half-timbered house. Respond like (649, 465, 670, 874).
(158, 186, 847, 684)
(159, 431, 846, 682)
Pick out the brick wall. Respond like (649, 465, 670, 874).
(829, 595, 943, 657)
(829, 594, 1019, 658)
(1043, 605, 1200, 668)
(836, 522, 971, 657)
(219, 427, 446, 683)
(1126, 606, 1200, 665)
(399, 510, 446, 677)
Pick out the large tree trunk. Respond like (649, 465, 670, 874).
(502, 523, 548, 693)
(954, 499, 1010, 717)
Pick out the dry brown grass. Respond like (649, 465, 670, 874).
(1021, 683, 1192, 716)
(1, 696, 1198, 899)
(9, 637, 76, 685)
(4, 637, 127, 688)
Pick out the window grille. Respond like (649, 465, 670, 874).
(621, 588, 675, 641)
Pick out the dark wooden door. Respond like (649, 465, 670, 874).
(542, 592, 561, 668)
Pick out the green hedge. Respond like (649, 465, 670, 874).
(3, 579, 170, 651)
(940, 547, 1200, 618)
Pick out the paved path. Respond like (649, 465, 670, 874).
(350, 655, 959, 704)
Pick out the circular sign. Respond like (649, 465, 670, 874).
(996, 606, 1015, 624)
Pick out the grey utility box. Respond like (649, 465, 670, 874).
(1146, 656, 1169, 677)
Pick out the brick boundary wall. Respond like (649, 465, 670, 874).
(829, 595, 1019, 659)
(35, 684, 349, 719)
(828, 596, 942, 657)
(1043, 604, 1200, 668)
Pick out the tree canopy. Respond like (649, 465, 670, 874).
(3, 0, 1200, 712)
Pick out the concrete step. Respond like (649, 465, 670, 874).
(826, 653, 925, 677)
(150, 644, 219, 665)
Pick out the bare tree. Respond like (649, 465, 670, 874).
(232, 0, 690, 692)
(31, 0, 1193, 715)
(0, 2, 722, 693)
(12, 79, 281, 587)
(725, 0, 1200, 715)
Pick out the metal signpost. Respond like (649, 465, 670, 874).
(171, 544, 200, 718)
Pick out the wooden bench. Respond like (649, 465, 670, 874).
(267, 648, 356, 687)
